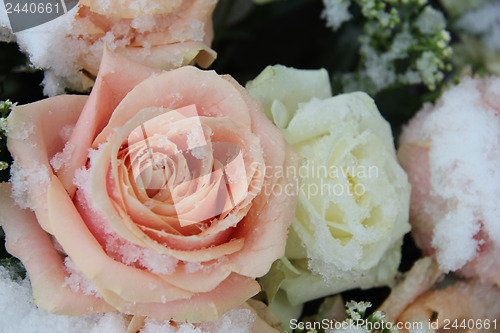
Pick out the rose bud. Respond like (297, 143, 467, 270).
(398, 76, 500, 286)
(12, 0, 218, 95)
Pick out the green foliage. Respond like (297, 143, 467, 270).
(0, 100, 13, 172)
(0, 99, 14, 118)
(325, 0, 453, 94)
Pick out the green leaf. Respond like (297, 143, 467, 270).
(258, 256, 301, 303)
(0, 100, 14, 118)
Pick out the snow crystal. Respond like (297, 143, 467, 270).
(114, 242, 179, 275)
(14, 6, 84, 96)
(50, 143, 75, 172)
(142, 308, 256, 333)
(141, 320, 203, 333)
(184, 261, 205, 273)
(131, 16, 157, 32)
(413, 77, 500, 271)
(63, 257, 102, 298)
(10, 159, 51, 210)
(6, 113, 34, 141)
(456, 1, 500, 51)
(73, 166, 93, 205)
(170, 19, 205, 43)
(59, 125, 74, 142)
(322, 0, 352, 31)
(199, 309, 256, 333)
(0, 0, 11, 28)
(0, 266, 128, 333)
(0, 0, 14, 42)
(190, 146, 210, 160)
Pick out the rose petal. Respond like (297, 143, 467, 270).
(90, 107, 256, 257)
(102, 273, 260, 323)
(115, 42, 217, 73)
(397, 279, 500, 331)
(379, 257, 443, 322)
(156, 261, 232, 293)
(59, 48, 160, 195)
(6, 95, 88, 234)
(47, 176, 196, 304)
(397, 142, 436, 256)
(79, 0, 184, 18)
(93, 66, 254, 145)
(223, 77, 301, 277)
(0, 183, 114, 315)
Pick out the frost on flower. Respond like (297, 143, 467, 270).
(7, 0, 218, 96)
(0, 264, 280, 333)
(0, 0, 14, 42)
(0, 266, 129, 333)
(247, 65, 410, 307)
(398, 76, 500, 283)
(9, 159, 51, 210)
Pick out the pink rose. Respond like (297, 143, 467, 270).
(398, 76, 500, 285)
(0, 49, 298, 322)
(397, 279, 500, 332)
(381, 259, 500, 331)
(72, 0, 218, 76)
(13, 0, 218, 95)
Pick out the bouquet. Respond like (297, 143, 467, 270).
(1, 0, 500, 332)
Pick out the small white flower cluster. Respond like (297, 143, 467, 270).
(330, 301, 398, 333)
(345, 301, 372, 320)
(322, 0, 452, 94)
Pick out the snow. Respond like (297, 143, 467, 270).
(10, 159, 51, 210)
(110, 241, 179, 275)
(456, 1, 500, 51)
(59, 125, 74, 142)
(0, 265, 260, 332)
(0, 0, 11, 29)
(63, 257, 102, 298)
(0, 266, 128, 333)
(50, 143, 75, 172)
(322, 0, 352, 31)
(404, 77, 500, 271)
(14, 6, 83, 96)
(142, 309, 256, 333)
